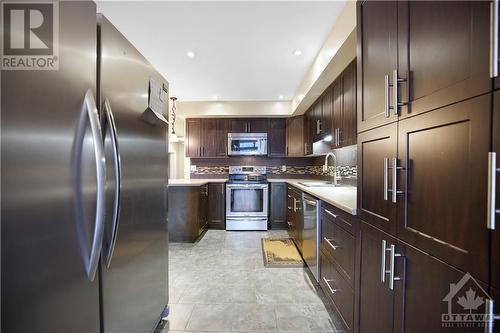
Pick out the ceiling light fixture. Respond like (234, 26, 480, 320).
(170, 96, 179, 142)
(212, 95, 218, 100)
(293, 49, 303, 56)
(279, 95, 284, 100)
(186, 51, 196, 59)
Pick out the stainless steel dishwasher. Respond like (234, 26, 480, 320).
(302, 193, 321, 282)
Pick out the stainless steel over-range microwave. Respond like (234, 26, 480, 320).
(227, 133, 267, 156)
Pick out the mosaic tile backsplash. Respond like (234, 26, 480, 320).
(190, 144, 358, 180)
(191, 164, 357, 179)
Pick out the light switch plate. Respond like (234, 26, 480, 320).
(190, 165, 197, 172)
(281, 165, 286, 172)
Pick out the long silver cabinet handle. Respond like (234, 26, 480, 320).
(384, 75, 390, 117)
(491, 0, 499, 78)
(381, 240, 387, 282)
(485, 299, 500, 333)
(322, 277, 339, 294)
(388, 244, 402, 290)
(488, 152, 500, 229)
(324, 209, 338, 219)
(324, 237, 340, 251)
(103, 98, 122, 268)
(74, 89, 106, 281)
(392, 69, 407, 116)
(392, 157, 405, 203)
(384, 158, 389, 201)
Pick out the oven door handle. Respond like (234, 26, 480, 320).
(226, 184, 268, 189)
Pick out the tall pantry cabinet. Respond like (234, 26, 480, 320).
(356, 0, 497, 331)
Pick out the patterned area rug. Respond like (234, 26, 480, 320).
(261, 238, 305, 268)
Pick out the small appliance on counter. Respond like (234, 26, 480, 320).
(226, 166, 269, 230)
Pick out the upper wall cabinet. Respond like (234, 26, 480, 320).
(341, 60, 357, 147)
(357, 0, 491, 133)
(357, 0, 398, 133)
(230, 118, 269, 133)
(268, 118, 286, 157)
(186, 118, 202, 158)
(286, 115, 305, 157)
(398, 1, 490, 118)
(186, 118, 229, 158)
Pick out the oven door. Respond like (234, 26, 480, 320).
(226, 183, 269, 217)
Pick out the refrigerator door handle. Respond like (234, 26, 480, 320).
(103, 98, 122, 267)
(74, 89, 106, 281)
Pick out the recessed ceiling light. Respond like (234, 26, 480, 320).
(293, 49, 303, 56)
(212, 95, 218, 100)
(186, 51, 196, 59)
(279, 95, 284, 100)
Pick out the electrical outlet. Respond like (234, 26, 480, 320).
(190, 165, 197, 172)
(281, 165, 286, 172)
(322, 165, 327, 172)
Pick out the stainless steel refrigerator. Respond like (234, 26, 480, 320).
(1, 2, 169, 332)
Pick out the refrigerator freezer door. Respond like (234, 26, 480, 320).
(1, 2, 101, 332)
(98, 15, 169, 333)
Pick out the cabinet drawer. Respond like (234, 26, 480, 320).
(321, 211, 355, 285)
(320, 252, 354, 332)
(321, 202, 354, 234)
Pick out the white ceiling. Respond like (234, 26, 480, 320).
(96, 1, 346, 102)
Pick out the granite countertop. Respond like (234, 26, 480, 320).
(268, 179, 357, 215)
(169, 177, 357, 215)
(168, 178, 228, 186)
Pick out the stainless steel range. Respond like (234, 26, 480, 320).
(226, 166, 269, 231)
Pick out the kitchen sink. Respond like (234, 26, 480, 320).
(298, 181, 340, 188)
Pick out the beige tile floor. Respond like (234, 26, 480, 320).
(162, 230, 346, 333)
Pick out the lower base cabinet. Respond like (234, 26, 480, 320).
(270, 182, 287, 229)
(358, 221, 489, 333)
(320, 250, 355, 332)
(168, 185, 207, 242)
(208, 182, 225, 229)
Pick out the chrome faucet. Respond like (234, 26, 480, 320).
(323, 152, 339, 186)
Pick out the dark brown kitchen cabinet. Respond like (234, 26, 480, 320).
(186, 118, 202, 157)
(358, 222, 395, 333)
(359, 221, 488, 333)
(331, 78, 342, 147)
(187, 118, 228, 158)
(270, 182, 287, 228)
(396, 95, 490, 282)
(230, 119, 247, 133)
(168, 185, 206, 242)
(287, 186, 303, 252)
(490, 287, 500, 332)
(341, 60, 357, 147)
(320, 250, 354, 332)
(248, 118, 269, 133)
(491, 90, 500, 290)
(357, 1, 490, 133)
(286, 115, 304, 157)
(230, 118, 269, 133)
(397, 0, 490, 119)
(199, 184, 208, 230)
(313, 101, 323, 138)
(201, 118, 229, 157)
(268, 118, 286, 157)
(357, 122, 398, 236)
(304, 109, 314, 155)
(393, 238, 488, 333)
(357, 0, 398, 133)
(321, 86, 333, 137)
(208, 182, 225, 229)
